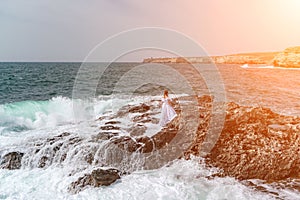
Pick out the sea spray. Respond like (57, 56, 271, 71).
(0, 97, 75, 133)
(0, 158, 276, 200)
(0, 96, 135, 135)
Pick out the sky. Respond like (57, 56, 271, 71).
(0, 0, 300, 61)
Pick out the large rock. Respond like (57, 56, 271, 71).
(109, 116, 178, 154)
(273, 46, 300, 68)
(202, 101, 300, 182)
(0, 152, 24, 170)
(68, 168, 120, 194)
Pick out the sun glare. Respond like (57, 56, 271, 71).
(277, 0, 300, 16)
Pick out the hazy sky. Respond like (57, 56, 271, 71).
(1, 0, 300, 61)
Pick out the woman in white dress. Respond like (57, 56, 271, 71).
(159, 90, 177, 126)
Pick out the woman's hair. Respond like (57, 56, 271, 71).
(164, 90, 169, 98)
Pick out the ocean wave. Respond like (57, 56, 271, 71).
(0, 96, 133, 134)
(240, 64, 300, 70)
(0, 97, 76, 133)
(0, 95, 181, 135)
(240, 64, 275, 69)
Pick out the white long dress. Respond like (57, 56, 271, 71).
(159, 97, 177, 126)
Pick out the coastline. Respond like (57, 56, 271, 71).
(143, 46, 300, 68)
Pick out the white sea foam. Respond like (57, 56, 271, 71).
(240, 64, 300, 70)
(0, 96, 146, 135)
(0, 158, 278, 200)
(240, 64, 275, 69)
(241, 64, 249, 68)
(0, 94, 175, 147)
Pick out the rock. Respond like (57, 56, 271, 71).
(128, 103, 150, 113)
(200, 100, 300, 182)
(105, 121, 121, 125)
(68, 168, 120, 194)
(132, 113, 150, 122)
(0, 152, 24, 170)
(100, 125, 120, 131)
(111, 136, 143, 152)
(152, 124, 178, 149)
(67, 136, 83, 145)
(132, 113, 159, 124)
(46, 132, 70, 145)
(116, 103, 151, 117)
(109, 115, 179, 153)
(38, 156, 48, 168)
(91, 168, 120, 186)
(92, 132, 119, 141)
(273, 46, 300, 68)
(68, 174, 92, 194)
(127, 124, 147, 137)
(135, 136, 155, 153)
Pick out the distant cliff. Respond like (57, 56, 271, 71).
(143, 52, 278, 65)
(273, 46, 300, 68)
(144, 46, 300, 68)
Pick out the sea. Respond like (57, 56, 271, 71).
(0, 62, 300, 200)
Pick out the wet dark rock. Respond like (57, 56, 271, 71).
(103, 118, 179, 155)
(199, 100, 300, 182)
(92, 132, 119, 141)
(67, 136, 83, 145)
(38, 156, 48, 168)
(34, 149, 41, 154)
(111, 136, 143, 152)
(84, 153, 95, 165)
(0, 152, 24, 170)
(60, 153, 67, 162)
(105, 121, 121, 125)
(91, 168, 120, 186)
(46, 132, 71, 145)
(152, 125, 178, 149)
(68, 168, 120, 194)
(132, 113, 150, 122)
(53, 143, 63, 153)
(127, 124, 147, 137)
(110, 114, 180, 154)
(100, 125, 121, 131)
(184, 95, 212, 158)
(116, 103, 151, 117)
(98, 115, 110, 121)
(128, 103, 150, 113)
(135, 136, 155, 153)
(132, 113, 159, 124)
(68, 174, 93, 194)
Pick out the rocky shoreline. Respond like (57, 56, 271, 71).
(143, 52, 277, 65)
(205, 102, 300, 182)
(143, 46, 300, 68)
(273, 46, 300, 68)
(1, 95, 300, 194)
